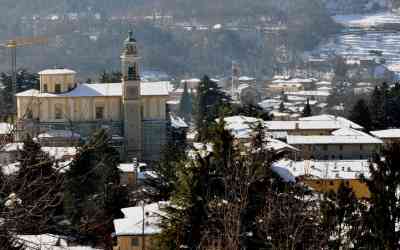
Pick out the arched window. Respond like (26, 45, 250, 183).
(127, 65, 137, 80)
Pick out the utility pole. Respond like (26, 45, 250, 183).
(141, 199, 146, 250)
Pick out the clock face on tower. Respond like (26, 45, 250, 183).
(126, 85, 139, 99)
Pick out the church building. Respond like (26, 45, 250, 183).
(15, 32, 170, 162)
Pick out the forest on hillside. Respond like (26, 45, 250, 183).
(0, 0, 340, 79)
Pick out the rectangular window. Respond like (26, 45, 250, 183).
(360, 145, 363, 150)
(43, 84, 48, 92)
(131, 237, 140, 247)
(339, 145, 343, 151)
(323, 145, 328, 151)
(55, 84, 61, 94)
(95, 106, 104, 120)
(55, 104, 62, 119)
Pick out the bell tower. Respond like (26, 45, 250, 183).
(121, 31, 142, 160)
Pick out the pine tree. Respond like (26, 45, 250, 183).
(144, 139, 186, 202)
(369, 86, 387, 130)
(13, 135, 63, 233)
(349, 99, 372, 131)
(320, 183, 364, 249)
(194, 75, 230, 140)
(279, 101, 285, 112)
(179, 81, 192, 122)
(357, 144, 400, 249)
(99, 70, 122, 83)
(65, 129, 122, 246)
(302, 99, 312, 117)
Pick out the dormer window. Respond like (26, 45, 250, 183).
(128, 65, 138, 80)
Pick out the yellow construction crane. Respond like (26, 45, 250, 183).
(0, 36, 48, 112)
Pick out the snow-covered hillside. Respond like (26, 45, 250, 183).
(322, 0, 392, 14)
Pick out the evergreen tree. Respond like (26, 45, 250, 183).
(179, 81, 193, 122)
(279, 101, 285, 113)
(65, 129, 122, 246)
(302, 99, 312, 117)
(369, 85, 387, 130)
(156, 119, 321, 249)
(99, 70, 122, 83)
(144, 140, 186, 202)
(231, 103, 271, 121)
(281, 91, 288, 102)
(349, 99, 372, 131)
(194, 75, 230, 140)
(320, 183, 364, 249)
(13, 135, 63, 233)
(357, 144, 400, 249)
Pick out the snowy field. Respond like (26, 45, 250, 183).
(333, 12, 400, 27)
(313, 12, 400, 69)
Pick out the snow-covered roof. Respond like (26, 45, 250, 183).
(1, 143, 76, 160)
(118, 162, 147, 173)
(331, 128, 369, 136)
(272, 78, 313, 84)
(170, 115, 189, 129)
(272, 159, 371, 182)
(287, 95, 307, 102)
(1, 142, 23, 152)
(0, 122, 13, 134)
(287, 134, 382, 145)
(114, 202, 166, 236)
(239, 76, 255, 81)
(17, 234, 68, 249)
(222, 116, 263, 139)
(269, 83, 303, 88)
(370, 129, 400, 139)
(16, 234, 100, 250)
(315, 81, 332, 86)
(2, 162, 20, 175)
(16, 82, 170, 97)
(166, 100, 180, 105)
(286, 91, 330, 97)
(38, 69, 76, 75)
(265, 139, 299, 152)
(38, 130, 81, 139)
(299, 115, 363, 130)
(258, 99, 281, 110)
(181, 78, 200, 83)
(42, 147, 77, 160)
(265, 120, 357, 131)
(317, 86, 333, 91)
(357, 82, 373, 88)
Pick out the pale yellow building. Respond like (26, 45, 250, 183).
(273, 159, 371, 199)
(16, 32, 170, 161)
(113, 202, 165, 250)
